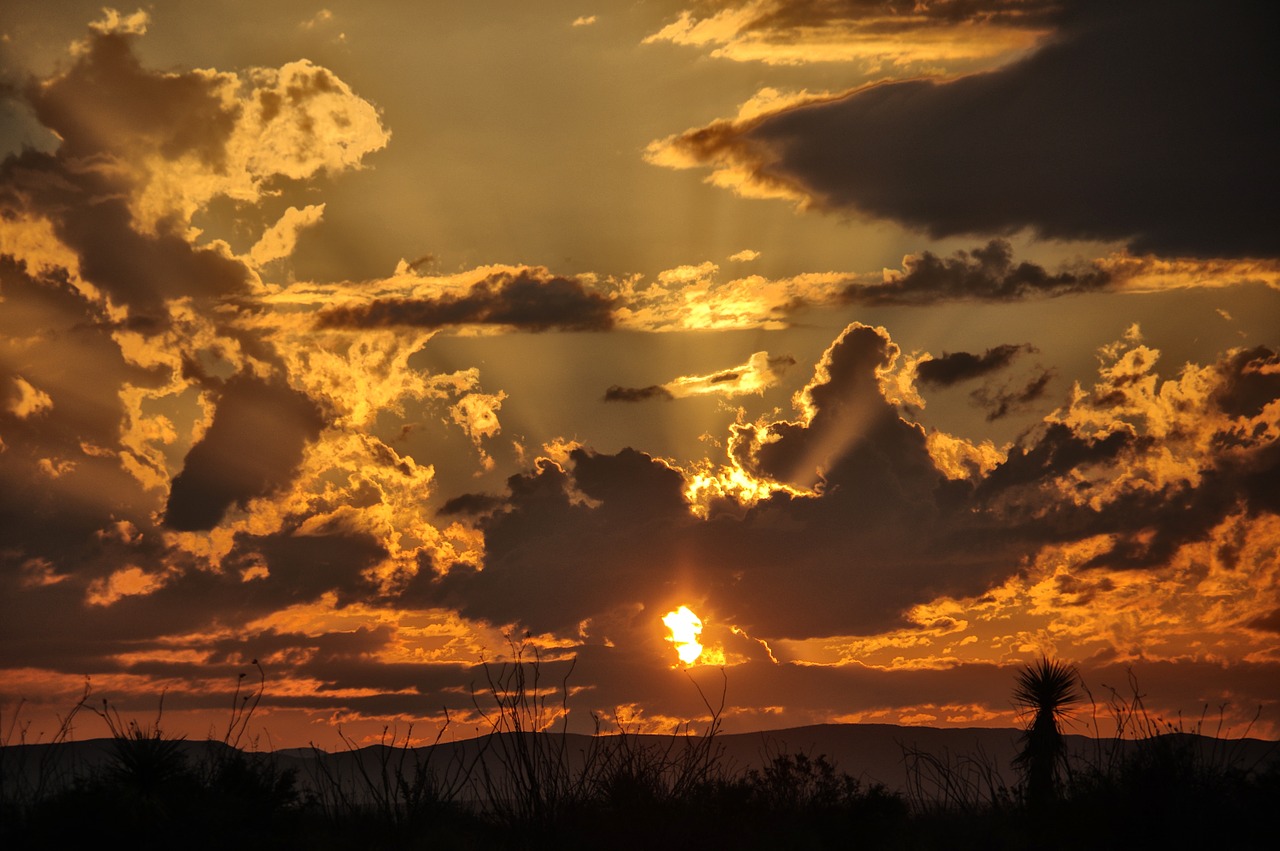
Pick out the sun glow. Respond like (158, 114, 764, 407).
(662, 605, 705, 665)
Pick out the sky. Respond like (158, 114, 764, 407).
(1, 0, 1277, 749)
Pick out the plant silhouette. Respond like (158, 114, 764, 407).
(1012, 656, 1080, 809)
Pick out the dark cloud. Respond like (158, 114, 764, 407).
(604, 384, 674, 402)
(844, 240, 1110, 305)
(424, 324, 1280, 644)
(164, 374, 325, 531)
(223, 528, 388, 609)
(729, 323, 912, 488)
(26, 30, 238, 166)
(1, 154, 252, 321)
(0, 529, 388, 676)
(205, 626, 394, 666)
(916, 342, 1034, 388)
(974, 345, 1280, 572)
(976, 423, 1136, 501)
(316, 269, 616, 332)
(438, 491, 506, 516)
(2, 21, 255, 322)
(670, 1, 1278, 258)
(0, 260, 172, 581)
(426, 325, 1017, 639)
(1211, 346, 1280, 419)
(65, 192, 250, 317)
(426, 451, 698, 634)
(735, 0, 1061, 34)
(972, 368, 1054, 421)
(1246, 609, 1280, 634)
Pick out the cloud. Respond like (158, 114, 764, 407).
(86, 565, 166, 607)
(6, 375, 54, 418)
(2, 156, 252, 319)
(87, 7, 151, 37)
(646, 0, 1054, 67)
(426, 324, 1010, 639)
(916, 343, 1034, 388)
(604, 385, 674, 403)
(1247, 608, 1280, 634)
(163, 374, 325, 532)
(421, 319, 1280, 657)
(0, 255, 172, 583)
(249, 204, 326, 267)
(970, 333, 1280, 581)
(911, 342, 1054, 421)
(649, 1, 1278, 258)
(852, 240, 1112, 304)
(613, 263, 849, 330)
(572, 15, 598, 28)
(605, 351, 795, 403)
(606, 245, 1275, 330)
(23, 22, 387, 235)
(288, 243, 1276, 350)
(450, 391, 507, 471)
(315, 269, 616, 332)
(3, 19, 387, 326)
(300, 9, 335, 30)
(1095, 254, 1280, 293)
(973, 369, 1054, 421)
(727, 324, 912, 489)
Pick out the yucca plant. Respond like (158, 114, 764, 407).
(1012, 657, 1080, 809)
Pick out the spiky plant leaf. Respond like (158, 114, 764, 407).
(1013, 657, 1080, 719)
(1012, 657, 1080, 807)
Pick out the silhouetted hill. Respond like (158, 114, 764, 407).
(5, 722, 1275, 802)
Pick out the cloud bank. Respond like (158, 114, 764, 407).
(649, 0, 1278, 258)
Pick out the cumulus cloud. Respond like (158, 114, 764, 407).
(428, 324, 1004, 638)
(0, 255, 168, 584)
(315, 268, 616, 332)
(24, 23, 388, 235)
(649, 0, 1278, 258)
(0, 14, 403, 663)
(424, 319, 1280, 657)
(2, 18, 387, 328)
(970, 332, 1280, 582)
(163, 374, 325, 531)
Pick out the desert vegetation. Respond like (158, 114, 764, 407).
(2, 654, 1276, 850)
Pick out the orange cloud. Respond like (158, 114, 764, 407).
(645, 1, 1050, 69)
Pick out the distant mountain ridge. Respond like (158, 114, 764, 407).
(4, 722, 1276, 802)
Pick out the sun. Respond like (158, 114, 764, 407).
(662, 605, 704, 665)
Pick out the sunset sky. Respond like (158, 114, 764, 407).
(1, 0, 1277, 749)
